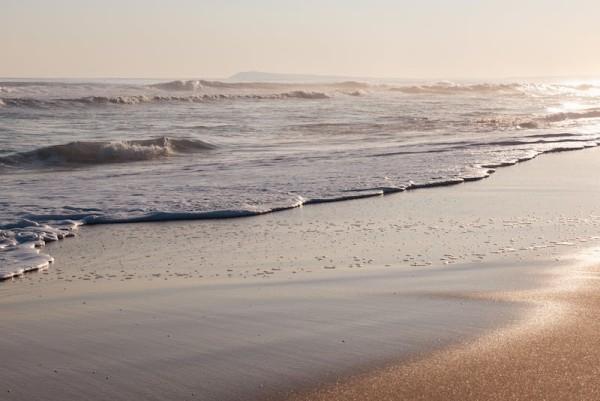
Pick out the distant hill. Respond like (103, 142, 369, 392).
(227, 71, 370, 83)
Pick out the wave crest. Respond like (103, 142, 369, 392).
(0, 137, 215, 167)
(0, 91, 331, 108)
(545, 108, 600, 123)
(149, 80, 202, 91)
(390, 82, 523, 95)
(475, 117, 541, 129)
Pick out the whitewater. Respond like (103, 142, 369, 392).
(2, 77, 600, 279)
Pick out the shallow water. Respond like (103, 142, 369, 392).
(2, 77, 600, 277)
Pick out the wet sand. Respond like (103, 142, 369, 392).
(0, 259, 535, 401)
(2, 148, 600, 400)
(289, 253, 600, 401)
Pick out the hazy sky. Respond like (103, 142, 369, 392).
(2, 0, 600, 79)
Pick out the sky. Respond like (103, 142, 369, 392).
(2, 0, 600, 79)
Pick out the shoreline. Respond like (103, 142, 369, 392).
(1, 140, 596, 281)
(3, 147, 600, 400)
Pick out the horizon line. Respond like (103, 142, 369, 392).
(1, 71, 599, 82)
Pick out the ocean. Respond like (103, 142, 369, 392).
(2, 77, 600, 278)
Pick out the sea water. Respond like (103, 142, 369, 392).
(2, 77, 600, 278)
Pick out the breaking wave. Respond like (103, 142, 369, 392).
(390, 82, 525, 95)
(475, 107, 600, 129)
(0, 137, 215, 168)
(150, 80, 203, 91)
(545, 108, 600, 123)
(475, 117, 541, 129)
(0, 91, 331, 108)
(388, 81, 600, 97)
(150, 79, 371, 91)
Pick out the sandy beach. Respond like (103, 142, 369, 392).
(4, 2, 600, 400)
(2, 147, 600, 400)
(289, 255, 600, 401)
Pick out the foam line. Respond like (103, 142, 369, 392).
(3, 141, 599, 282)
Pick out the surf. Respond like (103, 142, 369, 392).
(0, 137, 216, 168)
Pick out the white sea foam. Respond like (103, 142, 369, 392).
(0, 220, 78, 280)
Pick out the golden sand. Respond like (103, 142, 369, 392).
(288, 262, 600, 401)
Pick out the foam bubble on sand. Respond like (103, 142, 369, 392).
(0, 243, 54, 280)
(0, 221, 79, 280)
